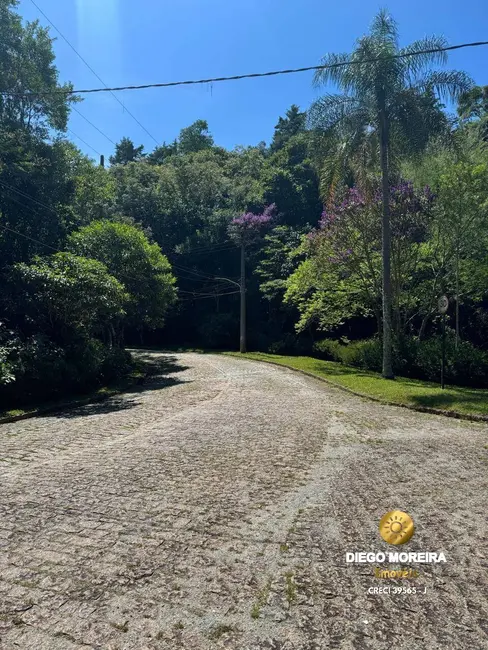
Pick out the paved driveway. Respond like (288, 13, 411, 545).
(0, 352, 487, 649)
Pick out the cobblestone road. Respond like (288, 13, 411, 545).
(0, 352, 487, 649)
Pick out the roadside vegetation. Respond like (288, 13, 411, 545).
(226, 352, 488, 418)
(1, 1, 487, 408)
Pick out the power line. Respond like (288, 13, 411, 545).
(71, 106, 116, 146)
(171, 242, 235, 256)
(0, 214, 236, 303)
(180, 290, 240, 302)
(0, 197, 150, 287)
(68, 128, 101, 156)
(0, 179, 60, 215)
(28, 0, 159, 145)
(0, 219, 59, 252)
(5, 40, 488, 97)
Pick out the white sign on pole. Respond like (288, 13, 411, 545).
(438, 295, 449, 314)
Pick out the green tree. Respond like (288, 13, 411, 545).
(6, 252, 127, 342)
(264, 133, 322, 228)
(309, 9, 472, 377)
(69, 220, 177, 336)
(0, 0, 76, 135)
(109, 137, 145, 166)
(457, 85, 488, 142)
(435, 162, 488, 344)
(147, 140, 178, 165)
(270, 104, 306, 153)
(178, 119, 214, 154)
(285, 184, 434, 336)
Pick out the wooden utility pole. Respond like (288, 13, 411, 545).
(240, 243, 246, 353)
(100, 154, 105, 168)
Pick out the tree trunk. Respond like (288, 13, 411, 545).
(239, 244, 246, 353)
(455, 248, 460, 349)
(419, 311, 432, 340)
(378, 97, 394, 379)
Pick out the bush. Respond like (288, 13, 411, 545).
(313, 338, 382, 370)
(416, 336, 488, 387)
(100, 347, 133, 382)
(197, 313, 237, 349)
(269, 334, 304, 355)
(0, 335, 134, 408)
(313, 335, 488, 388)
(313, 339, 343, 361)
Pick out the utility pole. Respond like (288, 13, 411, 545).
(214, 267, 245, 353)
(100, 154, 105, 168)
(240, 243, 246, 353)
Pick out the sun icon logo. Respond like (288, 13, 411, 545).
(379, 510, 415, 545)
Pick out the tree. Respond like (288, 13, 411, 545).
(264, 133, 322, 228)
(69, 220, 177, 337)
(309, 9, 472, 377)
(434, 162, 488, 345)
(285, 184, 434, 336)
(270, 105, 306, 153)
(109, 137, 145, 166)
(147, 140, 178, 165)
(458, 85, 488, 142)
(6, 252, 127, 342)
(0, 0, 76, 136)
(178, 120, 214, 154)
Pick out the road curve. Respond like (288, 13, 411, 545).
(0, 351, 487, 649)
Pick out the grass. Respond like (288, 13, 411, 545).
(251, 578, 271, 619)
(224, 352, 488, 418)
(285, 572, 297, 604)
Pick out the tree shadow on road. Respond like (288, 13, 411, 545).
(46, 354, 190, 420)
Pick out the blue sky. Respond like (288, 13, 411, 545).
(18, 0, 488, 160)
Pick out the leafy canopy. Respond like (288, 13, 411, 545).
(69, 220, 177, 329)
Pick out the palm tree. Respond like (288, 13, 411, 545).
(309, 9, 473, 378)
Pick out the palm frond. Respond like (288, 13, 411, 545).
(307, 94, 364, 131)
(416, 70, 474, 102)
(400, 36, 449, 79)
(313, 53, 352, 89)
(369, 9, 399, 47)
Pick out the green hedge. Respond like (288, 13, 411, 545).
(313, 335, 488, 388)
(0, 335, 133, 408)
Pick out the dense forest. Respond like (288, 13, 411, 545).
(1, 0, 488, 408)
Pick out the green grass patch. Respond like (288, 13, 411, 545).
(251, 578, 271, 619)
(225, 352, 488, 418)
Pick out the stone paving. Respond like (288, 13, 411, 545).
(0, 352, 487, 649)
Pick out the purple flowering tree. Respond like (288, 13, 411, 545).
(228, 204, 276, 246)
(228, 205, 276, 352)
(298, 183, 434, 334)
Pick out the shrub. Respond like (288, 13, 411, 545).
(313, 334, 488, 388)
(197, 313, 236, 349)
(100, 347, 133, 382)
(416, 336, 488, 387)
(0, 335, 134, 408)
(313, 339, 343, 361)
(313, 338, 382, 370)
(269, 334, 304, 355)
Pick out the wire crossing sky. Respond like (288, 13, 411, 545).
(17, 0, 488, 158)
(4, 40, 486, 97)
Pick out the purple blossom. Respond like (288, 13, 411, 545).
(229, 204, 276, 244)
(308, 179, 435, 258)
